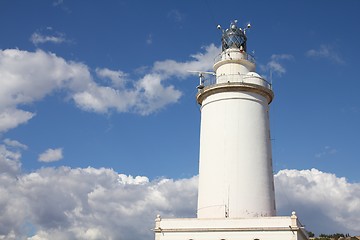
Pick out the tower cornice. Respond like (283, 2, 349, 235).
(196, 82, 274, 105)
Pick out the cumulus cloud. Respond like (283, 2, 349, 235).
(0, 49, 91, 132)
(260, 54, 294, 77)
(0, 139, 26, 176)
(0, 145, 198, 239)
(0, 45, 218, 131)
(0, 108, 35, 132)
(96, 68, 127, 88)
(275, 169, 360, 235)
(0, 142, 359, 240)
(0, 143, 22, 176)
(74, 44, 218, 115)
(306, 44, 345, 64)
(38, 148, 63, 162)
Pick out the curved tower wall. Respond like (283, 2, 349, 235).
(196, 40, 276, 219)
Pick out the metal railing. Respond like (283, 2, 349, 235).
(202, 75, 216, 86)
(202, 73, 272, 90)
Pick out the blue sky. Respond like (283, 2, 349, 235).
(1, 0, 360, 239)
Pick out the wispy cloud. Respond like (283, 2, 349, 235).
(306, 44, 345, 64)
(52, 0, 71, 13)
(30, 33, 66, 45)
(315, 146, 337, 158)
(260, 54, 294, 78)
(146, 34, 153, 45)
(3, 139, 28, 150)
(167, 9, 184, 23)
(30, 27, 68, 45)
(52, 0, 63, 6)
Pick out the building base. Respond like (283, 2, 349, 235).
(154, 212, 309, 240)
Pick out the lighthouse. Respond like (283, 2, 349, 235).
(154, 20, 309, 240)
(197, 20, 275, 219)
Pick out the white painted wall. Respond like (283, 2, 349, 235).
(154, 215, 309, 240)
(197, 47, 276, 219)
(197, 91, 275, 218)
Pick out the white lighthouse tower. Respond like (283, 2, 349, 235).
(197, 20, 275, 219)
(154, 20, 309, 240)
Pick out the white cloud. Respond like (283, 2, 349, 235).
(52, 0, 71, 13)
(152, 44, 218, 78)
(0, 49, 91, 132)
(0, 147, 198, 239)
(72, 84, 139, 114)
(146, 34, 153, 45)
(118, 174, 149, 185)
(315, 146, 337, 158)
(134, 73, 182, 115)
(38, 148, 63, 162)
(0, 45, 218, 131)
(75, 44, 219, 115)
(30, 27, 69, 46)
(167, 9, 184, 23)
(306, 44, 345, 64)
(260, 54, 294, 77)
(0, 108, 35, 132)
(275, 169, 360, 235)
(30, 32, 66, 45)
(0, 143, 22, 176)
(0, 143, 359, 239)
(3, 139, 28, 150)
(52, 0, 63, 6)
(96, 68, 127, 88)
